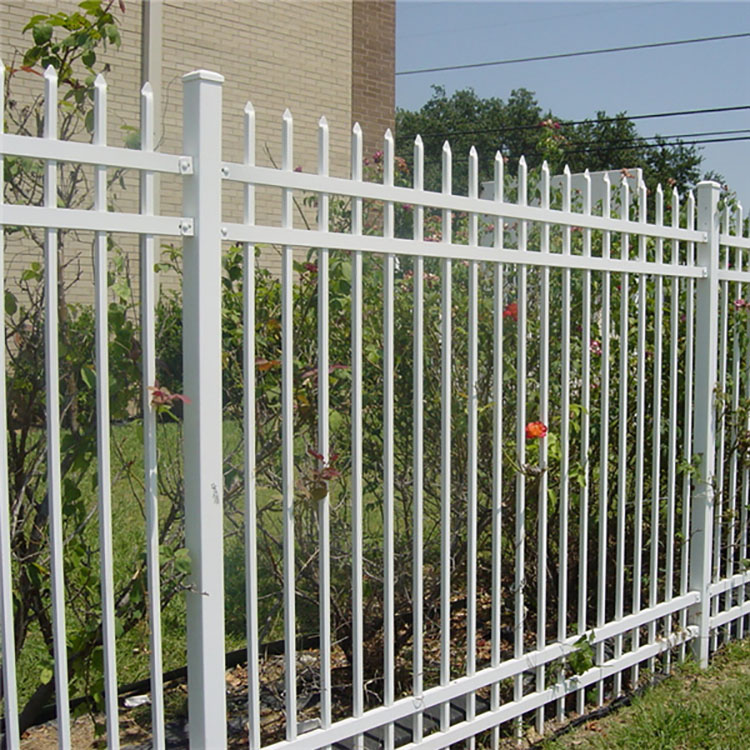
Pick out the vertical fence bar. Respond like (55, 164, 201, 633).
(690, 181, 720, 668)
(535, 161, 550, 735)
(514, 157, 528, 737)
(466, 146, 479, 749)
(631, 180, 648, 687)
(557, 165, 572, 720)
(614, 177, 630, 697)
(317, 116, 333, 740)
(93, 73, 120, 750)
(680, 191, 696, 663)
(412, 134, 425, 745)
(596, 173, 612, 706)
(43, 66, 72, 750)
(242, 101, 261, 750)
(577, 170, 592, 715)
(439, 140, 453, 733)
(383, 129, 396, 750)
(728, 210, 741, 640)
(664, 187, 680, 674)
(714, 207, 730, 649)
(737, 204, 748, 641)
(280, 108, 298, 741)
(648, 186, 664, 675)
(0, 56, 21, 750)
(490, 151, 504, 750)
(351, 123, 365, 750)
(140, 81, 166, 748)
(182, 70, 227, 748)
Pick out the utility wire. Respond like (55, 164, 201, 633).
(554, 134, 750, 156)
(418, 134, 750, 164)
(401, 105, 750, 141)
(396, 31, 750, 76)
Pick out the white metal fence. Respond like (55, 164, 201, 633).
(1, 66, 750, 750)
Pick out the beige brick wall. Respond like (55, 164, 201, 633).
(351, 0, 395, 158)
(2, 0, 355, 289)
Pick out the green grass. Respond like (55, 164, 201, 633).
(541, 638, 750, 750)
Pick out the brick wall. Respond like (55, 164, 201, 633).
(351, 0, 395, 159)
(2, 0, 356, 288)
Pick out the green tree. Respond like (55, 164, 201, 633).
(396, 87, 706, 198)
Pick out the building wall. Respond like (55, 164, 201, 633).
(2, 0, 384, 289)
(351, 0, 395, 158)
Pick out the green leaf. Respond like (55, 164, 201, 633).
(5, 291, 17, 316)
(80, 364, 96, 389)
(22, 46, 42, 67)
(40, 667, 54, 685)
(32, 23, 53, 45)
(84, 108, 95, 134)
(81, 49, 95, 67)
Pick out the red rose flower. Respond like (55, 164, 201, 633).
(525, 421, 548, 440)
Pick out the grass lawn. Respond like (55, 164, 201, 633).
(540, 637, 750, 749)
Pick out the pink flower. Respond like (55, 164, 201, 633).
(590, 339, 602, 355)
(734, 298, 746, 310)
(148, 382, 191, 407)
(294, 165, 302, 172)
(304, 262, 318, 274)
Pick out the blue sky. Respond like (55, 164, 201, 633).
(396, 0, 750, 209)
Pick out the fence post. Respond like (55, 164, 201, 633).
(690, 180, 720, 668)
(182, 69, 227, 748)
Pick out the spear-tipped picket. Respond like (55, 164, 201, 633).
(0, 57, 21, 750)
(382, 125, 396, 750)
(577, 165, 593, 715)
(631, 175, 649, 687)
(466, 143, 479, 747)
(679, 189, 697, 659)
(242, 99, 262, 750)
(514, 153, 528, 736)
(596, 169, 613, 706)
(42, 62, 74, 750)
(557, 160, 572, 720)
(664, 183, 681, 673)
(350, 121, 364, 750)
(138, 77, 166, 750)
(614, 173, 631, 696)
(280, 106, 298, 741)
(316, 114, 332, 740)
(439, 137, 452, 731)
(412, 132, 425, 744)
(536, 157, 551, 734)
(648, 184, 665, 676)
(92, 71, 120, 750)
(490, 147, 504, 750)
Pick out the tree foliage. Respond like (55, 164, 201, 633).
(395, 86, 704, 197)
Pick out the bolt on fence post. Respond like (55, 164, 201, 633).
(182, 69, 227, 749)
(690, 180, 720, 668)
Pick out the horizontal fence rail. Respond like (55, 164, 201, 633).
(1, 66, 750, 750)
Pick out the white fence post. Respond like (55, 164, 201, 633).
(182, 69, 227, 748)
(690, 180, 720, 668)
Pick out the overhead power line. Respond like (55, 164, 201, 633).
(396, 31, 750, 76)
(419, 134, 750, 164)
(402, 105, 750, 141)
